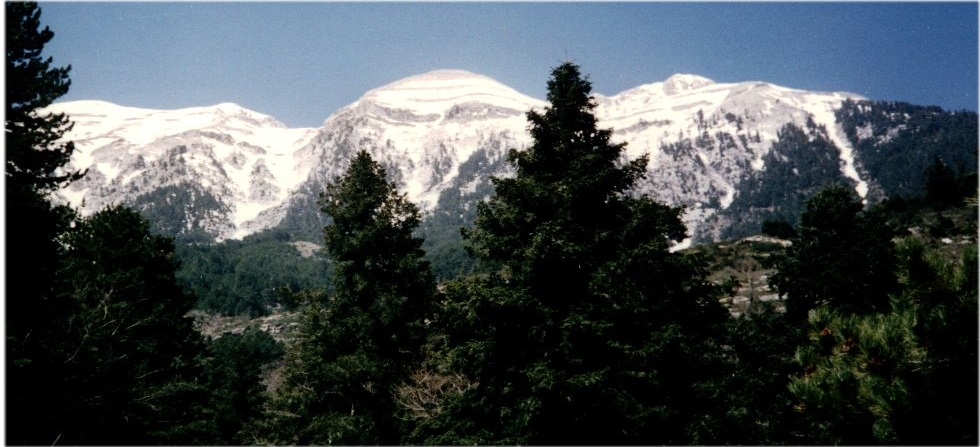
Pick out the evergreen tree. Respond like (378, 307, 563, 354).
(761, 218, 797, 239)
(924, 155, 960, 210)
(56, 206, 212, 444)
(205, 326, 285, 444)
(689, 308, 805, 444)
(259, 150, 437, 444)
(429, 62, 728, 444)
(772, 185, 898, 321)
(835, 98, 978, 201)
(5, 1, 83, 194)
(789, 238, 977, 444)
(5, 3, 84, 443)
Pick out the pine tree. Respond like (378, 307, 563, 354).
(56, 206, 212, 444)
(789, 238, 977, 444)
(259, 151, 437, 444)
(5, 3, 85, 443)
(772, 185, 897, 321)
(432, 62, 728, 444)
(5, 1, 83, 194)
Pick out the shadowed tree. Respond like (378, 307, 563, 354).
(772, 185, 897, 321)
(421, 62, 728, 444)
(790, 238, 977, 444)
(5, 3, 85, 443)
(924, 156, 960, 210)
(56, 206, 212, 444)
(205, 326, 285, 444)
(258, 150, 437, 444)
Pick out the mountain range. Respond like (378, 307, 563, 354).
(46, 69, 977, 248)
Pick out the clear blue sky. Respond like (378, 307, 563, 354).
(40, 2, 978, 128)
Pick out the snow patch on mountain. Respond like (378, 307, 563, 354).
(803, 93, 869, 198)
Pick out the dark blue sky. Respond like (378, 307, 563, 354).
(41, 2, 978, 128)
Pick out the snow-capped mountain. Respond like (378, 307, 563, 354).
(594, 74, 868, 244)
(49, 100, 317, 240)
(48, 69, 969, 246)
(599, 73, 867, 201)
(267, 70, 545, 238)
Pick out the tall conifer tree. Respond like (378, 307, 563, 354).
(5, 3, 85, 443)
(5, 2, 82, 193)
(57, 206, 211, 444)
(433, 62, 728, 444)
(772, 185, 897, 321)
(260, 151, 437, 444)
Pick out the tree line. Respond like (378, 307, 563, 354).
(6, 3, 976, 444)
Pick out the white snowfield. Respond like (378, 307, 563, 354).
(46, 70, 867, 241)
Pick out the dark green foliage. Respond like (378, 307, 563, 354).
(5, 1, 83, 195)
(761, 218, 797, 239)
(175, 229, 329, 316)
(690, 308, 805, 444)
(320, 151, 437, 371)
(790, 238, 977, 444)
(257, 289, 394, 445)
(204, 327, 285, 444)
(837, 99, 978, 200)
(4, 3, 85, 443)
(772, 185, 898, 321)
(723, 121, 852, 239)
(260, 150, 437, 444)
(428, 62, 729, 444)
(896, 240, 978, 443)
(771, 165, 978, 444)
(4, 188, 78, 445)
(253, 290, 337, 444)
(56, 206, 211, 444)
(419, 216, 478, 280)
(924, 155, 963, 210)
(887, 160, 977, 240)
(420, 144, 508, 280)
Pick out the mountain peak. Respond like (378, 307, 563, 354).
(185, 102, 287, 129)
(663, 73, 715, 94)
(393, 69, 493, 84)
(210, 102, 248, 113)
(188, 102, 260, 119)
(358, 69, 541, 114)
(368, 69, 509, 97)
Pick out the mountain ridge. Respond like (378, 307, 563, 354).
(45, 69, 971, 246)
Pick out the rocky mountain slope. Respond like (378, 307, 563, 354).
(46, 70, 975, 245)
(50, 100, 318, 240)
